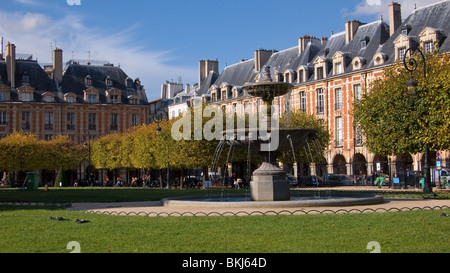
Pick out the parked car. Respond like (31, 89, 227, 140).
(287, 176, 298, 187)
(323, 174, 354, 186)
(298, 175, 328, 187)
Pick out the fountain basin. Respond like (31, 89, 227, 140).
(161, 193, 385, 208)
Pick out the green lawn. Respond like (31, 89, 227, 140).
(0, 187, 249, 203)
(0, 188, 449, 253)
(1, 187, 446, 203)
(0, 205, 448, 253)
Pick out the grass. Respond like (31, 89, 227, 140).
(0, 187, 449, 253)
(1, 187, 447, 203)
(0, 187, 249, 203)
(0, 205, 448, 253)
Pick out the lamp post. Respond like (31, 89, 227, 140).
(403, 47, 432, 193)
(82, 132, 92, 187)
(155, 117, 170, 190)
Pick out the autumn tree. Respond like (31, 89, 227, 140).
(353, 51, 450, 156)
(279, 110, 330, 164)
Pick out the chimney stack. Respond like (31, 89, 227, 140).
(389, 2, 402, 36)
(345, 20, 363, 43)
(199, 59, 219, 87)
(298, 35, 321, 55)
(53, 48, 63, 84)
(5, 42, 16, 89)
(254, 49, 274, 72)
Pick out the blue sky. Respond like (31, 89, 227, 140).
(0, 0, 444, 100)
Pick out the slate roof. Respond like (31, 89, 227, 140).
(204, 0, 449, 104)
(376, 0, 450, 66)
(0, 58, 148, 104)
(61, 64, 148, 104)
(0, 60, 59, 102)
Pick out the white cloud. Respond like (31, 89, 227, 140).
(0, 10, 196, 100)
(345, 0, 445, 22)
(14, 0, 40, 6)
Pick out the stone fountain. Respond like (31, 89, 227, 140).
(227, 66, 317, 201)
(160, 66, 384, 208)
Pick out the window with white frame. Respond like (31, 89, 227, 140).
(335, 88, 343, 111)
(0, 92, 7, 101)
(67, 113, 75, 131)
(87, 94, 96, 104)
(110, 113, 118, 131)
(398, 47, 407, 62)
(335, 117, 343, 147)
(425, 41, 434, 53)
(44, 112, 54, 131)
(22, 112, 31, 130)
(131, 114, 140, 127)
(0, 112, 7, 125)
(355, 126, 363, 146)
(66, 96, 75, 103)
(20, 92, 33, 102)
(335, 63, 343, 74)
(298, 70, 304, 83)
(300, 91, 307, 112)
(316, 66, 324, 80)
(353, 84, 362, 101)
(88, 113, 96, 131)
(85, 76, 92, 87)
(43, 95, 54, 103)
(316, 88, 324, 114)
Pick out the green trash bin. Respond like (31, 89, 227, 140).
(26, 172, 39, 190)
(419, 178, 424, 189)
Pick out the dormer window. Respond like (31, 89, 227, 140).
(352, 57, 365, 70)
(424, 41, 434, 53)
(17, 85, 34, 102)
(85, 75, 92, 87)
(419, 27, 441, 54)
(398, 47, 407, 62)
(297, 66, 309, 84)
(42, 92, 54, 103)
(106, 89, 122, 104)
(274, 72, 284, 82)
(84, 88, 99, 104)
(220, 83, 231, 101)
(126, 77, 134, 89)
(22, 72, 30, 85)
(0, 91, 7, 101)
(332, 51, 348, 75)
(393, 33, 412, 61)
(105, 76, 113, 88)
(0, 84, 9, 101)
(373, 52, 387, 66)
(128, 95, 140, 105)
(401, 24, 411, 36)
(313, 56, 328, 80)
(232, 87, 240, 98)
(335, 63, 343, 74)
(361, 36, 370, 48)
(284, 69, 296, 83)
(64, 92, 77, 103)
(316, 66, 324, 80)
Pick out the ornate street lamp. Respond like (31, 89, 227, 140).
(403, 47, 432, 193)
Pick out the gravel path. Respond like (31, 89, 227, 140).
(71, 198, 450, 216)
